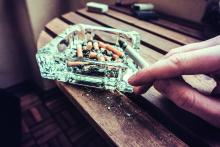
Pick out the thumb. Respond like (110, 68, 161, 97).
(154, 78, 220, 128)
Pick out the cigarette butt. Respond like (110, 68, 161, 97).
(89, 52, 105, 61)
(67, 61, 89, 66)
(98, 41, 107, 48)
(106, 44, 124, 57)
(87, 41, 93, 50)
(97, 55, 105, 61)
(93, 41, 99, 50)
(89, 52, 97, 59)
(77, 44, 83, 58)
(112, 54, 119, 60)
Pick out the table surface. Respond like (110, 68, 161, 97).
(37, 6, 220, 147)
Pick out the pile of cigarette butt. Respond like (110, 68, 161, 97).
(67, 40, 125, 67)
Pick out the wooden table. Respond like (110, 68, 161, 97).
(37, 6, 220, 147)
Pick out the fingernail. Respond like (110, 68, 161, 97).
(128, 74, 136, 84)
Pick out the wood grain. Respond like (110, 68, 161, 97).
(109, 5, 204, 40)
(45, 18, 69, 36)
(106, 9, 199, 45)
(57, 82, 187, 147)
(37, 31, 53, 48)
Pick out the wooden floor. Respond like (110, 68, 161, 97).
(8, 83, 110, 147)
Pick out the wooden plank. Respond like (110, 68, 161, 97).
(77, 9, 180, 53)
(110, 5, 203, 30)
(57, 82, 187, 147)
(37, 31, 53, 49)
(39, 13, 219, 146)
(110, 5, 204, 40)
(106, 9, 199, 45)
(45, 18, 69, 36)
(41, 16, 188, 146)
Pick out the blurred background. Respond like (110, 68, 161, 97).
(0, 0, 207, 90)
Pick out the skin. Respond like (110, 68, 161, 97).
(128, 36, 220, 128)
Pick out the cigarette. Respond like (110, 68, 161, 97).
(97, 55, 105, 61)
(67, 61, 89, 66)
(89, 52, 105, 61)
(89, 52, 97, 59)
(112, 54, 119, 60)
(98, 41, 107, 48)
(106, 44, 124, 57)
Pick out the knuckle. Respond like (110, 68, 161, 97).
(169, 54, 184, 70)
(175, 90, 195, 109)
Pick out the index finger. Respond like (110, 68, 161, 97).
(128, 45, 220, 86)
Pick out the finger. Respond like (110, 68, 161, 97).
(164, 35, 220, 58)
(129, 45, 220, 86)
(133, 83, 152, 94)
(154, 78, 220, 128)
(133, 86, 148, 94)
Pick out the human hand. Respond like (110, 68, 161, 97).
(128, 36, 220, 127)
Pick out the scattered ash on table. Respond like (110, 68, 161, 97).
(63, 83, 183, 146)
(80, 86, 138, 120)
